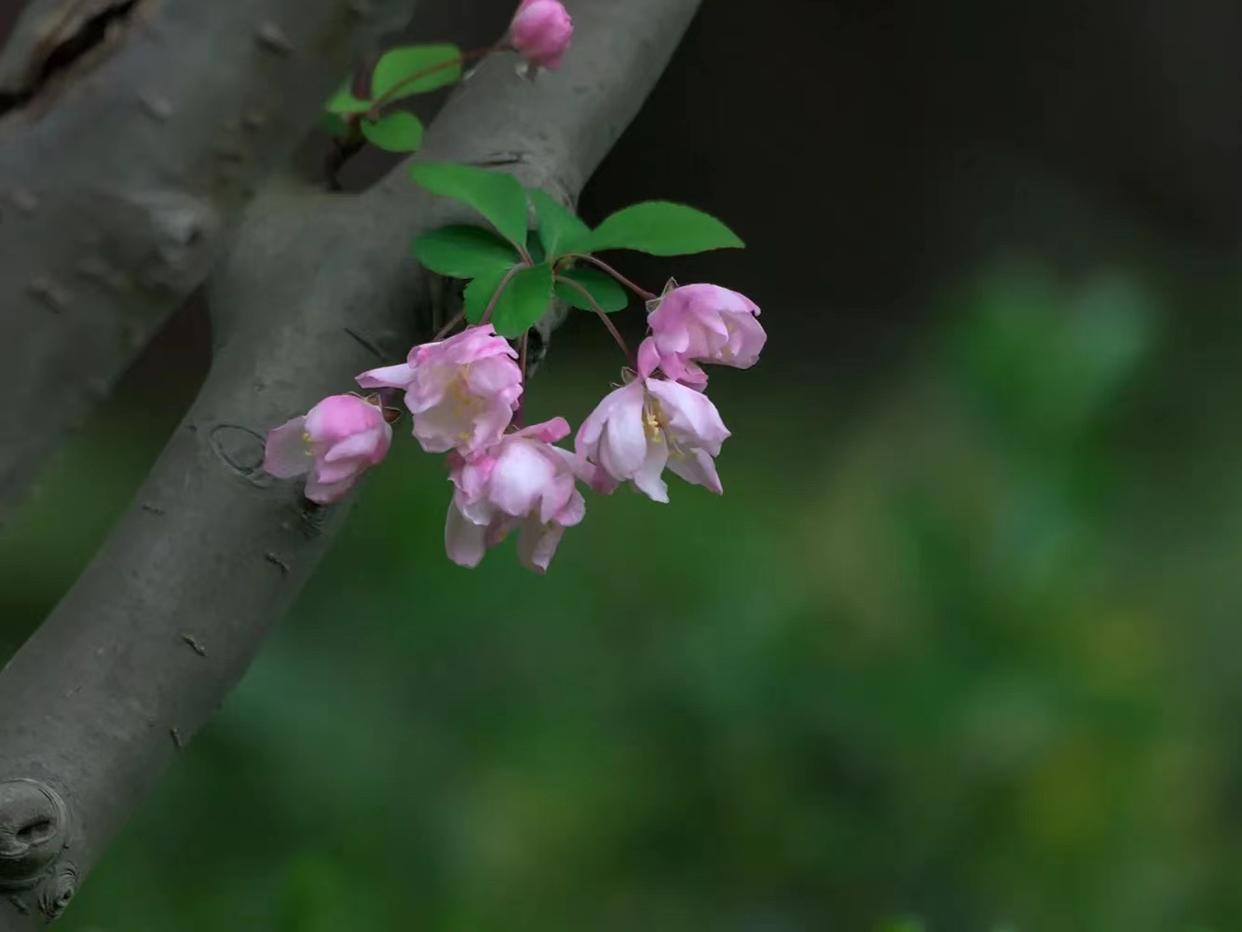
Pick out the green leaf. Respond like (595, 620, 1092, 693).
(530, 189, 589, 259)
(555, 267, 629, 313)
(325, 81, 371, 114)
(359, 112, 424, 152)
(372, 44, 462, 102)
(409, 162, 529, 249)
(584, 201, 744, 256)
(413, 226, 520, 278)
(463, 269, 511, 325)
(320, 112, 350, 138)
(491, 264, 554, 337)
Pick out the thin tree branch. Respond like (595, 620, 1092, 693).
(0, 0, 701, 925)
(0, 0, 415, 528)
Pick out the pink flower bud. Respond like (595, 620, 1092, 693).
(445, 417, 590, 574)
(263, 394, 391, 504)
(357, 325, 522, 456)
(644, 283, 766, 389)
(509, 0, 573, 70)
(575, 375, 731, 503)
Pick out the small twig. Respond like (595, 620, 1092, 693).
(570, 254, 657, 301)
(169, 727, 184, 750)
(368, 46, 496, 111)
(180, 634, 207, 657)
(557, 277, 632, 363)
(342, 326, 384, 360)
(481, 265, 523, 326)
(140, 502, 165, 516)
(433, 310, 465, 341)
(515, 331, 529, 427)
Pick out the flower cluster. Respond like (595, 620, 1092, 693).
(263, 283, 765, 573)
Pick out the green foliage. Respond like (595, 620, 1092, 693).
(463, 267, 512, 325)
(371, 44, 462, 102)
(583, 200, 744, 256)
(410, 162, 530, 249)
(319, 112, 350, 139)
(555, 266, 629, 313)
(947, 266, 1156, 444)
(359, 112, 424, 153)
(491, 264, 554, 337)
(531, 190, 590, 259)
(878, 919, 927, 932)
(412, 226, 519, 278)
(323, 44, 461, 155)
(461, 263, 553, 336)
(325, 82, 370, 115)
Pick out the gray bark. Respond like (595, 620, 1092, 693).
(0, 0, 700, 925)
(0, 0, 414, 527)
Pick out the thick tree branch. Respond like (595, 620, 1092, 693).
(0, 0, 700, 925)
(0, 0, 415, 526)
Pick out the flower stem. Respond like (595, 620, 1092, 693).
(569, 254, 657, 301)
(433, 310, 464, 341)
(515, 331, 529, 428)
(558, 277, 633, 364)
(481, 265, 523, 326)
(368, 46, 496, 113)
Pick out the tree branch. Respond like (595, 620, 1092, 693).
(0, 0, 701, 925)
(0, 0, 415, 527)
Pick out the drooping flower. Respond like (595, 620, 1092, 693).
(263, 394, 391, 504)
(445, 417, 588, 574)
(643, 283, 766, 389)
(509, 0, 573, 70)
(357, 325, 522, 456)
(575, 372, 731, 503)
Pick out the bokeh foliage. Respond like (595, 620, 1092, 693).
(2, 261, 1241, 931)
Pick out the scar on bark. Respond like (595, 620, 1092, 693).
(0, 0, 147, 117)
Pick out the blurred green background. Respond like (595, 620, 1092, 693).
(5, 252, 1242, 930)
(7, 1, 1242, 929)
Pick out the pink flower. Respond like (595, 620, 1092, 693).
(357, 325, 522, 456)
(445, 417, 588, 574)
(643, 283, 766, 389)
(575, 375, 731, 503)
(263, 394, 391, 504)
(509, 0, 573, 70)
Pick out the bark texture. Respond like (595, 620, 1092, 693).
(0, 0, 413, 526)
(0, 0, 700, 925)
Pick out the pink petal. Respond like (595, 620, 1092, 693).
(323, 425, 389, 464)
(518, 416, 571, 445)
(647, 379, 730, 454)
(263, 417, 310, 478)
(304, 473, 357, 504)
(637, 337, 662, 379)
(445, 502, 487, 568)
(305, 394, 382, 444)
(516, 518, 566, 574)
(667, 448, 724, 495)
(356, 362, 415, 390)
(632, 438, 670, 503)
(597, 382, 647, 479)
(490, 441, 557, 517)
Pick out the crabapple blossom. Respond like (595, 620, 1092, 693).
(357, 325, 522, 456)
(575, 373, 731, 504)
(643, 283, 766, 389)
(263, 394, 391, 504)
(445, 417, 589, 574)
(509, 0, 573, 70)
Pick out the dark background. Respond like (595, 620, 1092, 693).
(3, 1, 1242, 929)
